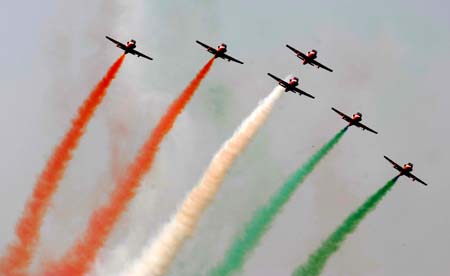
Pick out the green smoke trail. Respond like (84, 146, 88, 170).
(209, 128, 347, 276)
(293, 177, 398, 276)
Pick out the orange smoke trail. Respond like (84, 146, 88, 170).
(42, 58, 215, 276)
(0, 55, 125, 276)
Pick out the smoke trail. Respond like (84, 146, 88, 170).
(42, 59, 215, 276)
(121, 86, 284, 276)
(209, 128, 347, 276)
(293, 177, 398, 276)
(0, 55, 125, 276)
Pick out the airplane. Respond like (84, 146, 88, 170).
(384, 156, 428, 186)
(286, 44, 333, 72)
(196, 40, 244, 64)
(267, 73, 315, 99)
(331, 108, 378, 134)
(106, 36, 153, 60)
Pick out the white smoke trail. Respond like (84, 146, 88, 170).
(121, 86, 284, 276)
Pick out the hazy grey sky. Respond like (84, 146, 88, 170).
(1, 1, 449, 275)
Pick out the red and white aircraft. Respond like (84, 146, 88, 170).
(106, 36, 153, 60)
(384, 156, 428, 186)
(267, 73, 315, 99)
(332, 108, 378, 134)
(286, 44, 333, 72)
(196, 40, 244, 64)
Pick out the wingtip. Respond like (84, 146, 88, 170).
(305, 93, 316, 99)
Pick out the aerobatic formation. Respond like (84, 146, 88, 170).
(0, 35, 429, 276)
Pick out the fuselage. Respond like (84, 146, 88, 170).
(392, 163, 414, 178)
(348, 113, 362, 126)
(399, 163, 413, 175)
(123, 39, 136, 54)
(301, 49, 318, 65)
(280, 77, 299, 92)
(214, 43, 227, 58)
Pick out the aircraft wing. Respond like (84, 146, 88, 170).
(267, 73, 285, 84)
(406, 172, 428, 186)
(384, 156, 403, 171)
(286, 44, 308, 60)
(292, 87, 315, 99)
(129, 49, 153, 60)
(331, 108, 352, 123)
(221, 53, 244, 64)
(106, 36, 127, 51)
(354, 121, 378, 134)
(309, 59, 333, 72)
(196, 40, 218, 55)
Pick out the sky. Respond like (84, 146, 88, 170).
(0, 0, 449, 275)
